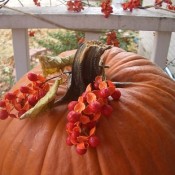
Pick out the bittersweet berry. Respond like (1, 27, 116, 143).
(89, 136, 100, 148)
(0, 110, 8, 120)
(27, 72, 38, 81)
(67, 111, 81, 123)
(68, 101, 78, 111)
(76, 148, 87, 155)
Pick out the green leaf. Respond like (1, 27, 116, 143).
(20, 79, 61, 120)
(39, 54, 75, 77)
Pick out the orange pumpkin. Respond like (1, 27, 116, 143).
(0, 45, 175, 175)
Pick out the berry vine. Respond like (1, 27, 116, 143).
(31, 0, 175, 16)
(0, 73, 50, 119)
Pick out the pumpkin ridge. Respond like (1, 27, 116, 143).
(113, 97, 163, 174)
(0, 119, 13, 140)
(96, 114, 137, 175)
(110, 100, 173, 175)
(39, 109, 70, 175)
(128, 82, 175, 101)
(121, 89, 175, 138)
(103, 49, 145, 67)
(1, 120, 32, 175)
(124, 101, 175, 175)
(113, 55, 150, 67)
(91, 150, 103, 175)
(112, 108, 162, 175)
(101, 46, 124, 61)
(36, 110, 68, 175)
(131, 72, 173, 83)
(125, 88, 175, 129)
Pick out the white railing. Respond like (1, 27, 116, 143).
(0, 6, 175, 80)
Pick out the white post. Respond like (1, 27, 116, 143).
(85, 32, 101, 41)
(151, 31, 172, 69)
(12, 29, 30, 81)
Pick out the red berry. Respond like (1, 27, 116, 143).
(66, 136, 73, 146)
(100, 88, 110, 98)
(28, 95, 38, 106)
(76, 147, 87, 155)
(9, 114, 17, 118)
(38, 90, 47, 99)
(27, 72, 38, 81)
(86, 121, 97, 129)
(94, 82, 99, 89)
(0, 100, 6, 107)
(0, 110, 9, 120)
(71, 130, 80, 139)
(68, 101, 78, 111)
(111, 89, 121, 100)
(18, 110, 26, 117)
(89, 136, 100, 147)
(89, 101, 102, 113)
(5, 92, 16, 100)
(67, 111, 81, 123)
(66, 122, 75, 131)
(101, 104, 113, 117)
(20, 86, 30, 93)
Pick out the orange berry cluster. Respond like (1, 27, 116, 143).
(101, 0, 113, 18)
(167, 3, 175, 10)
(122, 0, 141, 12)
(106, 31, 120, 47)
(66, 76, 121, 155)
(33, 0, 41, 6)
(28, 30, 35, 37)
(66, 0, 84, 12)
(155, 0, 175, 11)
(0, 73, 50, 120)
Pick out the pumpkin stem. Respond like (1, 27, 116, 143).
(113, 82, 146, 87)
(54, 41, 112, 106)
(99, 62, 110, 81)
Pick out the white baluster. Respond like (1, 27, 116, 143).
(12, 29, 30, 81)
(151, 31, 172, 69)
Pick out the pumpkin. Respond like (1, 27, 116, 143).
(0, 43, 175, 175)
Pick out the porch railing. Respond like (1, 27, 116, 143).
(0, 6, 175, 80)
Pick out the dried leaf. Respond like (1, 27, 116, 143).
(89, 127, 96, 136)
(92, 113, 101, 121)
(86, 92, 96, 104)
(77, 142, 86, 149)
(95, 76, 102, 83)
(74, 102, 85, 113)
(83, 106, 93, 115)
(39, 54, 75, 77)
(78, 96, 84, 103)
(85, 84, 92, 92)
(20, 79, 61, 120)
(80, 115, 90, 124)
(77, 136, 88, 143)
(99, 81, 107, 90)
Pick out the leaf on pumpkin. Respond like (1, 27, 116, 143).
(38, 54, 75, 77)
(20, 79, 61, 120)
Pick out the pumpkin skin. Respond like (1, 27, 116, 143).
(0, 47, 175, 175)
